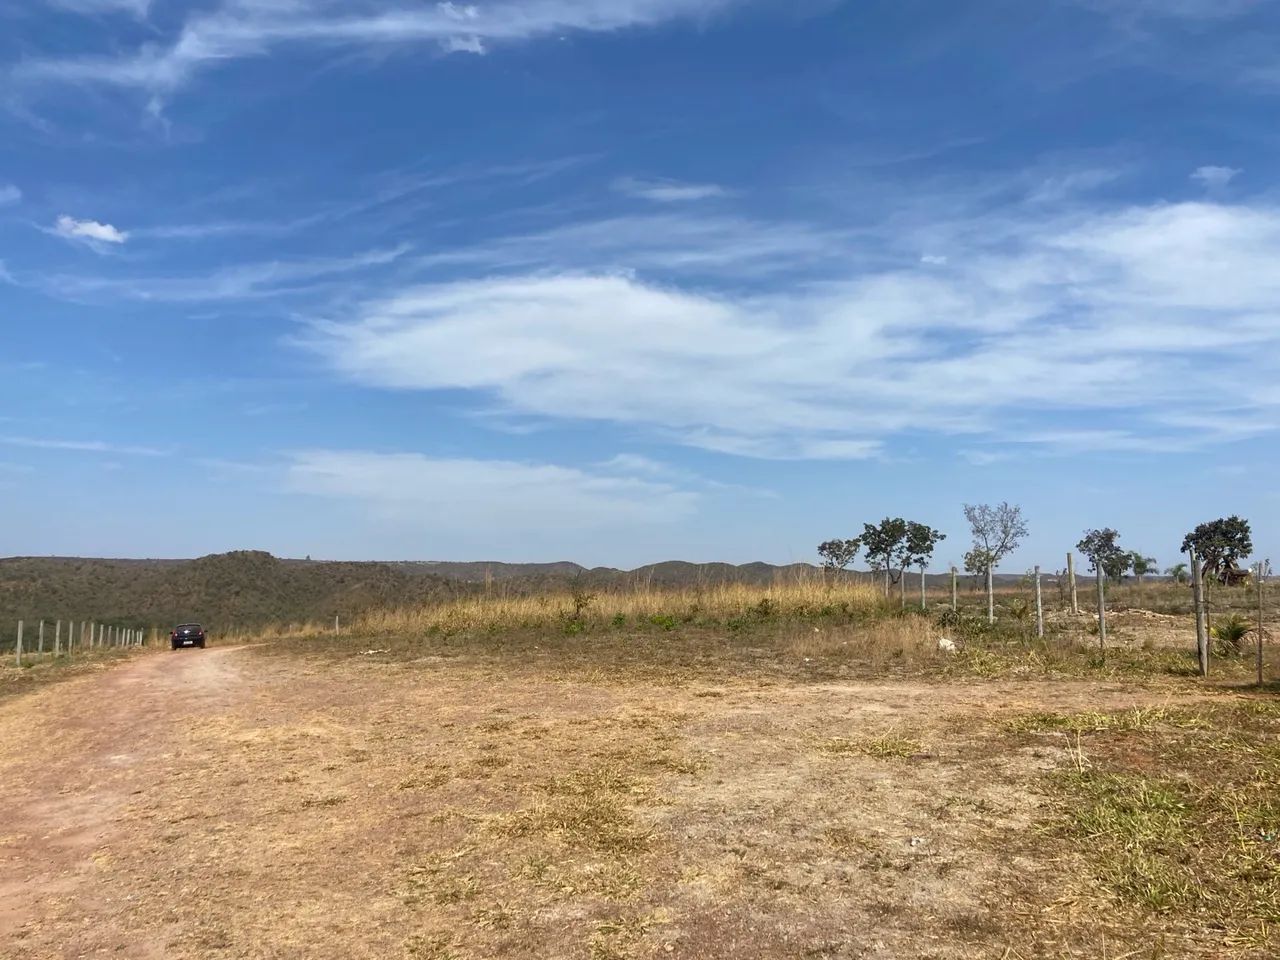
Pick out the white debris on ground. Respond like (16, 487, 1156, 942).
(937, 637, 958, 653)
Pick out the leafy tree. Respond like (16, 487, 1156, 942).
(963, 548, 994, 578)
(862, 518, 909, 594)
(817, 539, 861, 580)
(1078, 528, 1126, 654)
(1181, 516, 1253, 585)
(963, 502, 1028, 622)
(1077, 528, 1129, 581)
(903, 522, 946, 608)
(903, 522, 946, 571)
(1165, 562, 1189, 585)
(1128, 553, 1158, 585)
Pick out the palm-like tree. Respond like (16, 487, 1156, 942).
(1210, 613, 1253, 656)
(1130, 553, 1159, 585)
(1165, 562, 1189, 585)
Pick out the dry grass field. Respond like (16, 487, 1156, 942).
(1, 581, 1278, 959)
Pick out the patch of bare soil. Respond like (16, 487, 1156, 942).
(0, 647, 1231, 959)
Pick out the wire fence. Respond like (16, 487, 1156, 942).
(1, 619, 156, 666)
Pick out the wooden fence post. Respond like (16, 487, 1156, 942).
(334, 615, 340, 636)
(950, 566, 958, 613)
(1067, 552, 1079, 615)
(1035, 566, 1044, 639)
(1191, 548, 1208, 678)
(15, 620, 23, 667)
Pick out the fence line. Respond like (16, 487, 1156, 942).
(4, 616, 157, 668)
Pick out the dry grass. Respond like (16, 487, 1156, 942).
(7, 635, 1280, 958)
(784, 614, 939, 666)
(817, 733, 924, 758)
(1029, 699, 1280, 950)
(353, 577, 884, 636)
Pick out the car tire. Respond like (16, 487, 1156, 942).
(171, 641, 179, 650)
(196, 640, 205, 649)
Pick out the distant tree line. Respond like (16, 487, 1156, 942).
(819, 506, 1265, 621)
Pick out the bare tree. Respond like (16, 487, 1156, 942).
(963, 502, 1029, 624)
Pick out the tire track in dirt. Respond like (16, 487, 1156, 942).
(0, 648, 249, 957)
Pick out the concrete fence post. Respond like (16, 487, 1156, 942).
(1191, 547, 1208, 678)
(950, 566, 958, 614)
(1096, 566, 1107, 661)
(15, 620, 23, 667)
(55, 620, 62, 657)
(1034, 566, 1044, 639)
(38, 621, 45, 655)
(1067, 552, 1079, 615)
(1258, 563, 1266, 688)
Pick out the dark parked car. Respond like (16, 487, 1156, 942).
(171, 623, 206, 650)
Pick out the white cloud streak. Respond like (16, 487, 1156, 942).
(305, 199, 1280, 459)
(15, 0, 738, 99)
(53, 214, 128, 245)
(1073, 0, 1269, 20)
(28, 245, 407, 302)
(0, 435, 166, 456)
(1190, 165, 1242, 189)
(414, 212, 850, 278)
(45, 0, 152, 15)
(0, 184, 21, 206)
(286, 450, 698, 532)
(614, 177, 728, 202)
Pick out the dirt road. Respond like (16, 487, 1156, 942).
(0, 647, 1211, 959)
(0, 649, 249, 957)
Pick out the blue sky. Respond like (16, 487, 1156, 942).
(1, 0, 1278, 570)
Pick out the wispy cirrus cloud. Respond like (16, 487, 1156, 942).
(614, 177, 728, 202)
(0, 184, 21, 206)
(304, 198, 1280, 460)
(18, 244, 408, 303)
(1191, 165, 1242, 190)
(14, 0, 740, 101)
(286, 450, 698, 533)
(45, 0, 153, 15)
(52, 214, 128, 246)
(0, 435, 166, 456)
(414, 211, 850, 279)
(1072, 0, 1269, 21)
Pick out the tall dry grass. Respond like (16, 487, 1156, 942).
(352, 575, 885, 636)
(784, 614, 941, 667)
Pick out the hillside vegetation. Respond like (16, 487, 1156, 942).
(0, 551, 464, 630)
(0, 552, 923, 631)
